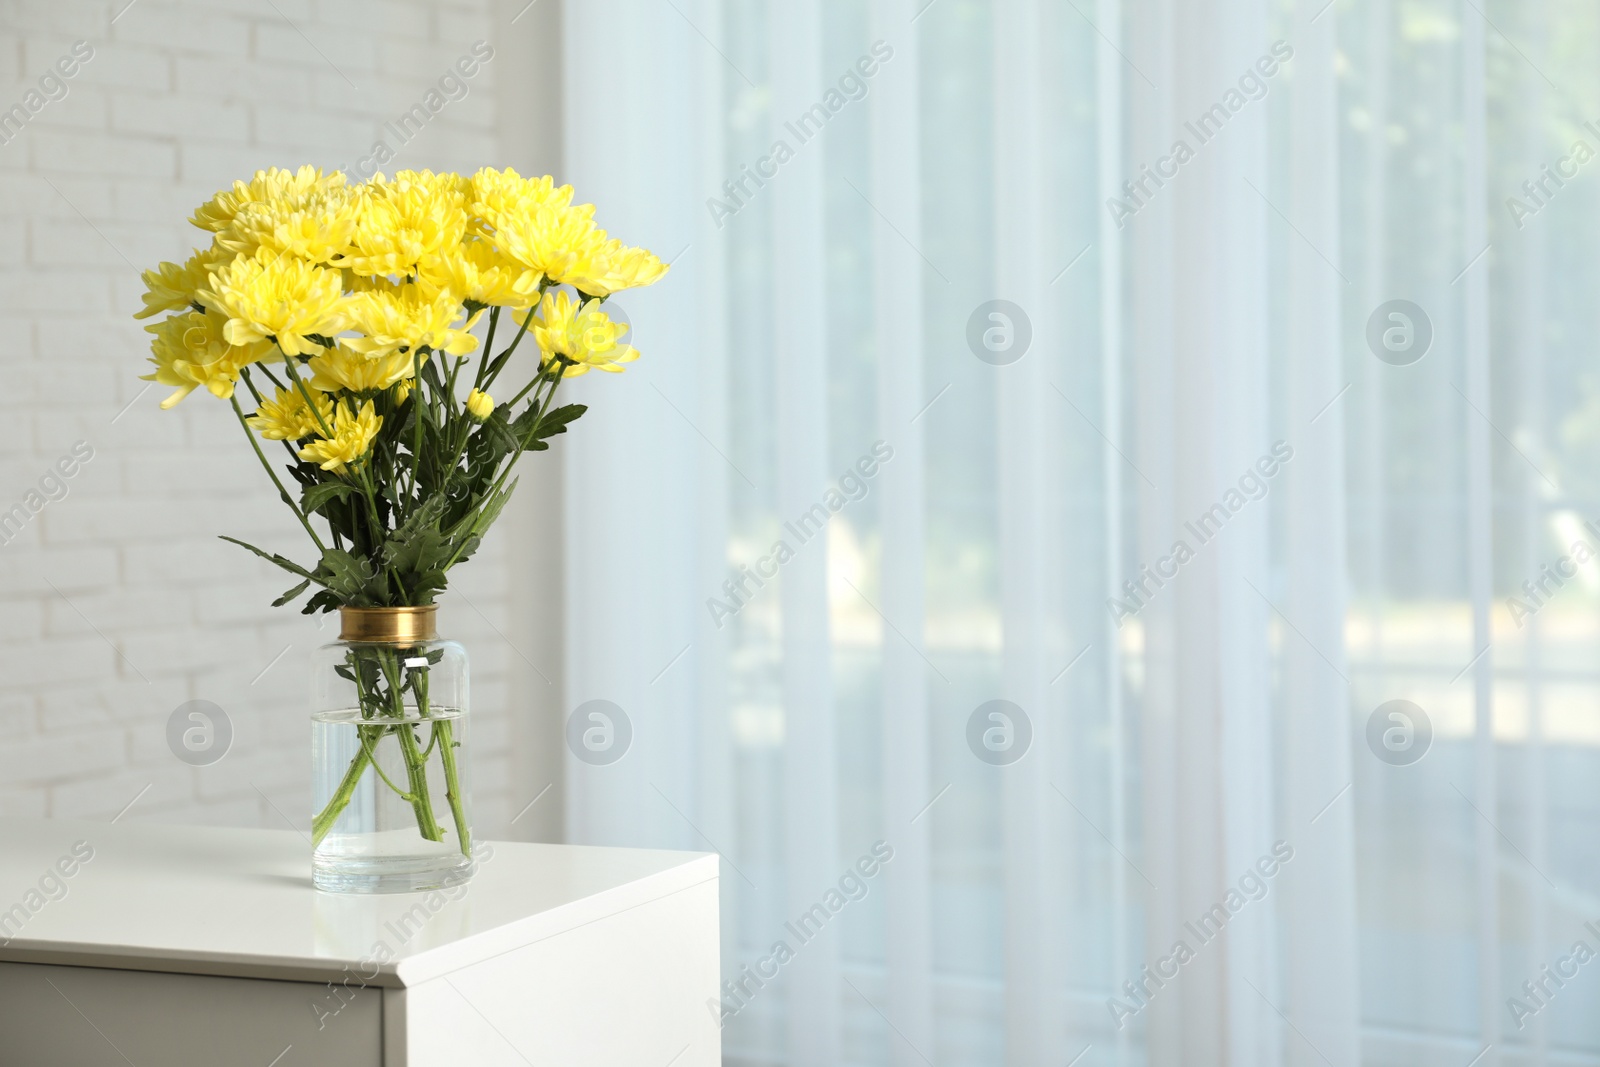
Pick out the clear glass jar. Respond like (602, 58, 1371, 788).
(310, 606, 474, 893)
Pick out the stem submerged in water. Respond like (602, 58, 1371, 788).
(435, 719, 471, 856)
(312, 738, 371, 847)
(313, 643, 467, 853)
(381, 648, 443, 841)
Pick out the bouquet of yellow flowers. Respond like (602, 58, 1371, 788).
(134, 166, 664, 872)
(137, 165, 662, 609)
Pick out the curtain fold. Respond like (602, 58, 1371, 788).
(868, 1, 934, 1064)
(992, 1, 1065, 1062)
(1460, 9, 1502, 1066)
(1281, 1, 1361, 1064)
(768, 4, 842, 1064)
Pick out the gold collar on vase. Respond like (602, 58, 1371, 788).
(338, 605, 438, 643)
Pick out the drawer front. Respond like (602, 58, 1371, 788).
(0, 961, 382, 1067)
(402, 877, 721, 1066)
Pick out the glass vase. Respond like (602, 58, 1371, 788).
(310, 605, 474, 893)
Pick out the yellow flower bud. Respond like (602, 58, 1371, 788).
(466, 388, 494, 421)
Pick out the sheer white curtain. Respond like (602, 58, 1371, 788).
(558, 0, 1600, 1064)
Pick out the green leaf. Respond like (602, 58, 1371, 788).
(483, 405, 518, 450)
(317, 548, 381, 603)
(463, 410, 517, 485)
(286, 461, 318, 488)
(271, 578, 311, 607)
(393, 491, 449, 541)
(408, 567, 451, 600)
(419, 358, 445, 393)
(476, 483, 515, 532)
(386, 528, 451, 576)
(509, 404, 539, 442)
(378, 494, 459, 598)
(220, 536, 320, 583)
(444, 533, 482, 569)
(303, 588, 342, 615)
(302, 481, 357, 514)
(525, 403, 586, 444)
(382, 495, 449, 566)
(441, 468, 472, 503)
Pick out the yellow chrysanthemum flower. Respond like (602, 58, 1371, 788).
(140, 308, 276, 408)
(389, 169, 473, 200)
(308, 343, 416, 394)
(519, 289, 638, 377)
(466, 168, 573, 236)
(342, 284, 481, 361)
(416, 238, 542, 309)
(467, 170, 667, 296)
(200, 248, 348, 357)
(489, 199, 601, 290)
(342, 173, 468, 277)
(492, 210, 667, 298)
(465, 388, 494, 420)
(249, 384, 337, 441)
(135, 246, 233, 320)
(191, 165, 346, 233)
(561, 237, 669, 297)
(299, 399, 382, 473)
(217, 186, 361, 265)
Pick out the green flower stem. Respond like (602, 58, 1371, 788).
(408, 350, 425, 505)
(470, 307, 500, 393)
(409, 663, 438, 764)
(480, 287, 543, 392)
(441, 355, 467, 460)
(254, 361, 289, 393)
(394, 724, 443, 842)
(380, 648, 443, 842)
(508, 335, 574, 409)
(434, 719, 471, 857)
(412, 657, 469, 857)
(355, 464, 404, 597)
(440, 393, 480, 486)
(229, 393, 327, 554)
(311, 724, 424, 846)
(312, 738, 371, 847)
(506, 357, 561, 409)
(239, 368, 266, 406)
(357, 725, 415, 800)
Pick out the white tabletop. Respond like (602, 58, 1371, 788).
(0, 818, 716, 988)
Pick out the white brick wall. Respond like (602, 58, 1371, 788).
(0, 0, 527, 839)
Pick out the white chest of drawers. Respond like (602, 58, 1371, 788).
(0, 818, 720, 1066)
